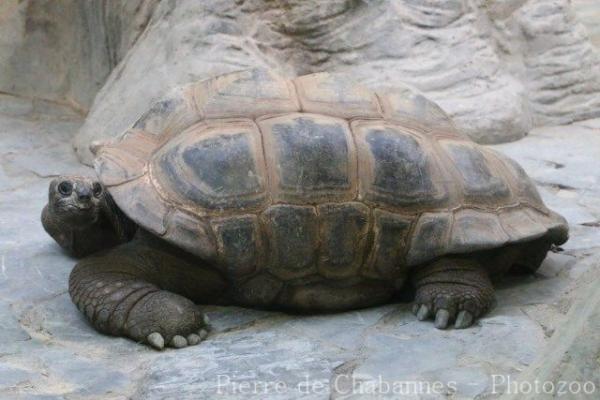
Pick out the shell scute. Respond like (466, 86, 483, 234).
(151, 121, 267, 210)
(194, 69, 299, 120)
(449, 210, 509, 253)
(317, 202, 370, 279)
(258, 113, 357, 203)
(354, 122, 449, 208)
(262, 205, 319, 280)
(441, 141, 511, 202)
(377, 85, 464, 139)
(407, 212, 452, 266)
(211, 215, 261, 278)
(95, 70, 569, 284)
(363, 210, 413, 285)
(108, 176, 169, 236)
(164, 210, 216, 260)
(294, 72, 381, 119)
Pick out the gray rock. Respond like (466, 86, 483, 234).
(0, 0, 157, 111)
(72, 0, 600, 163)
(502, 263, 600, 400)
(423, 367, 491, 398)
(573, 0, 600, 47)
(0, 365, 39, 390)
(1, 89, 600, 398)
(0, 303, 31, 353)
(493, 121, 600, 198)
(1, 1, 599, 164)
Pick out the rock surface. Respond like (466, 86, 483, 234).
(1, 94, 599, 399)
(1, 1, 599, 163)
(0, 0, 157, 112)
(573, 0, 600, 47)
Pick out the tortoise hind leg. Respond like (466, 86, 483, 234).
(511, 238, 553, 275)
(69, 235, 227, 350)
(410, 258, 495, 329)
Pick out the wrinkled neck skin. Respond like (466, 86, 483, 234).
(42, 192, 136, 258)
(44, 198, 101, 230)
(41, 199, 106, 258)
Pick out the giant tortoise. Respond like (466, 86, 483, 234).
(42, 70, 568, 349)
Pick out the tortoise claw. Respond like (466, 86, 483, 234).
(434, 309, 450, 329)
(170, 335, 188, 348)
(416, 304, 431, 321)
(147, 332, 165, 350)
(412, 304, 419, 315)
(455, 310, 474, 329)
(187, 333, 202, 346)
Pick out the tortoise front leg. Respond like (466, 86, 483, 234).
(410, 258, 495, 329)
(69, 237, 227, 349)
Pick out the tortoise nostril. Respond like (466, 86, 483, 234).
(76, 187, 92, 201)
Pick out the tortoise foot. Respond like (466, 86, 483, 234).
(411, 258, 495, 330)
(125, 290, 209, 350)
(70, 260, 209, 350)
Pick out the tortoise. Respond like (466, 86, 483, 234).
(42, 69, 568, 350)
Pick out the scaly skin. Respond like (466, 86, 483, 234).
(69, 251, 203, 349)
(411, 258, 496, 329)
(43, 176, 552, 349)
(41, 176, 135, 257)
(68, 232, 228, 349)
(41, 176, 224, 349)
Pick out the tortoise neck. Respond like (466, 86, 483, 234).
(100, 191, 138, 243)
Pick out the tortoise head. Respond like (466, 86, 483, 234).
(47, 176, 105, 227)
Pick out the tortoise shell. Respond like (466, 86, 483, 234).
(95, 70, 568, 306)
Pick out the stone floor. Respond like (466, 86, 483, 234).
(0, 95, 599, 399)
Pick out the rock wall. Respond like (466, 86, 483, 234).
(573, 0, 600, 47)
(510, 1, 600, 125)
(1, 0, 599, 165)
(0, 0, 157, 111)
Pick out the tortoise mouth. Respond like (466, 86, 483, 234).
(52, 201, 100, 225)
(63, 203, 93, 212)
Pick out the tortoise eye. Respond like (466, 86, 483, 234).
(58, 181, 73, 196)
(92, 182, 103, 197)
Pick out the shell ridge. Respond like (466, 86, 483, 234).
(252, 119, 274, 208)
(96, 69, 568, 279)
